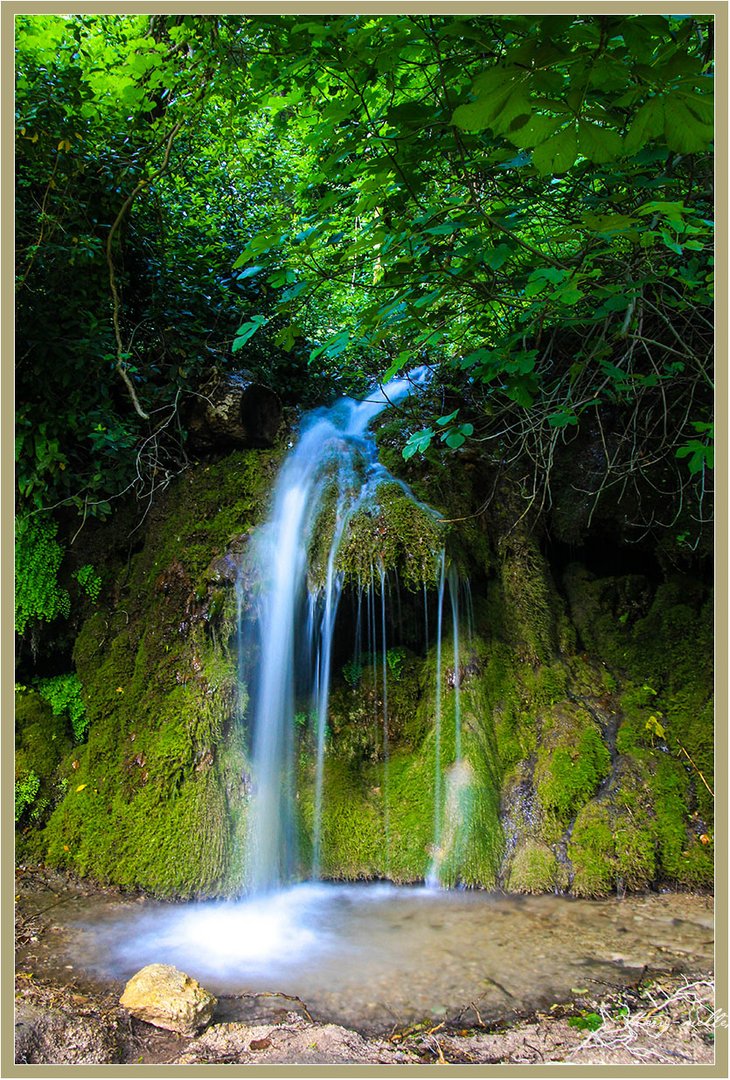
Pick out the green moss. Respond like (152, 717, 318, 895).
(498, 534, 557, 664)
(614, 825, 656, 890)
(30, 448, 273, 897)
(569, 802, 616, 897)
(15, 688, 74, 840)
(506, 840, 559, 893)
(535, 706, 611, 825)
(302, 634, 504, 886)
(299, 757, 383, 879)
(336, 483, 445, 590)
(652, 756, 713, 887)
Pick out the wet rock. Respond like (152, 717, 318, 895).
(15, 1002, 121, 1064)
(120, 964, 217, 1036)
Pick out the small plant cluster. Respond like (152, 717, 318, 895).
(15, 770, 40, 822)
(15, 516, 70, 634)
(342, 648, 407, 687)
(74, 563, 102, 603)
(37, 673, 89, 742)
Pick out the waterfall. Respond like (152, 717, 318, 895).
(240, 371, 429, 893)
(238, 366, 475, 894)
(431, 551, 446, 875)
(379, 562, 391, 876)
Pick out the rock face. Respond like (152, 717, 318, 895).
(120, 964, 217, 1036)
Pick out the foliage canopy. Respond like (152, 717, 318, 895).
(15, 13, 714, 637)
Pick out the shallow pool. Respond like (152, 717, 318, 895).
(19, 880, 714, 1034)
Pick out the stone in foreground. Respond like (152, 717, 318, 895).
(119, 964, 216, 1036)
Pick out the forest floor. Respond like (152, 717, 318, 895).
(13, 864, 718, 1067)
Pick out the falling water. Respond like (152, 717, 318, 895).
(427, 556, 467, 887)
(431, 551, 446, 877)
(310, 492, 347, 877)
(448, 563, 462, 763)
(241, 371, 429, 893)
(379, 562, 391, 875)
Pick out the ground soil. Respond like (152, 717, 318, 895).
(13, 864, 717, 1067)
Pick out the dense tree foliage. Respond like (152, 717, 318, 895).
(15, 14, 714, 638)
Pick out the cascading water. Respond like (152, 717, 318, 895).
(426, 554, 468, 888)
(241, 370, 432, 893)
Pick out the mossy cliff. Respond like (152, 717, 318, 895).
(24, 450, 281, 897)
(16, 442, 713, 898)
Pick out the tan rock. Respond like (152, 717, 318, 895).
(119, 964, 217, 1037)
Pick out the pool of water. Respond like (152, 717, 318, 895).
(18, 881, 713, 1034)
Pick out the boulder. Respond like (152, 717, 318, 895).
(119, 964, 217, 1037)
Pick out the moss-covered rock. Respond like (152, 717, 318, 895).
(506, 840, 559, 894)
(15, 688, 74, 852)
(16, 435, 713, 900)
(333, 482, 445, 590)
(35, 450, 280, 897)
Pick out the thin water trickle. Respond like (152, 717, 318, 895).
(427, 551, 447, 888)
(379, 562, 391, 875)
(448, 562, 462, 763)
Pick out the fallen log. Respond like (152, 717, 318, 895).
(187, 372, 282, 449)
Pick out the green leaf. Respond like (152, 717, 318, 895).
(236, 265, 265, 280)
(436, 409, 459, 427)
(483, 243, 512, 270)
(505, 379, 535, 408)
(677, 91, 713, 127)
(676, 441, 713, 473)
(273, 324, 302, 351)
(423, 221, 463, 236)
(578, 121, 623, 164)
(509, 113, 564, 149)
(548, 410, 578, 428)
(531, 125, 578, 174)
(556, 285, 583, 305)
(663, 97, 713, 154)
(660, 229, 683, 255)
(624, 97, 665, 155)
(452, 81, 528, 135)
(403, 428, 433, 459)
(232, 315, 268, 351)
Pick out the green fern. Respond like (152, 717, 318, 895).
(37, 673, 89, 742)
(15, 770, 40, 822)
(15, 516, 70, 634)
(74, 563, 102, 602)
